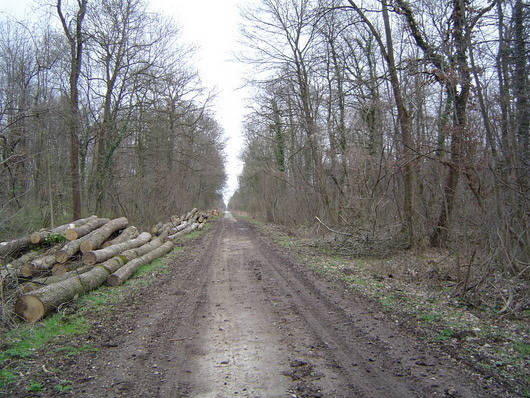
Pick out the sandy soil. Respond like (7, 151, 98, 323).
(7, 213, 510, 397)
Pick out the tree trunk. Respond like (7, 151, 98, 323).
(51, 260, 85, 276)
(65, 217, 110, 241)
(82, 232, 151, 265)
(183, 208, 198, 221)
(30, 215, 98, 244)
(57, 0, 87, 221)
(380, 0, 415, 246)
(55, 228, 102, 263)
(15, 254, 125, 322)
(102, 226, 139, 247)
(430, 0, 471, 247)
(79, 217, 129, 253)
(106, 241, 174, 287)
(22, 255, 57, 277)
(36, 265, 92, 285)
(165, 223, 198, 242)
(2, 252, 41, 283)
(18, 265, 93, 294)
(0, 236, 31, 257)
(125, 237, 164, 258)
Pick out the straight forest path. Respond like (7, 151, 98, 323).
(38, 214, 507, 397)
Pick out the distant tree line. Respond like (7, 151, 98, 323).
(231, 0, 528, 276)
(0, 0, 226, 238)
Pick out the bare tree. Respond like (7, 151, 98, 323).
(57, 0, 87, 220)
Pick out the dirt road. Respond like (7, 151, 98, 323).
(57, 214, 505, 397)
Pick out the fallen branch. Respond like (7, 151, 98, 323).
(315, 216, 355, 237)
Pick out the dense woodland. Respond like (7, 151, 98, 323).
(0, 0, 227, 238)
(229, 0, 528, 309)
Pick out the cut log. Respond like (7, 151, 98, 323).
(35, 265, 92, 285)
(156, 222, 172, 236)
(183, 208, 198, 222)
(150, 222, 163, 235)
(30, 216, 98, 244)
(107, 241, 174, 287)
(17, 265, 93, 294)
(15, 252, 132, 322)
(158, 229, 170, 241)
(82, 232, 152, 265)
(0, 236, 31, 257)
(55, 229, 101, 263)
(79, 217, 129, 253)
(101, 226, 139, 248)
(21, 255, 56, 277)
(1, 250, 42, 280)
(165, 223, 199, 242)
(65, 217, 110, 241)
(51, 260, 84, 276)
(174, 222, 189, 233)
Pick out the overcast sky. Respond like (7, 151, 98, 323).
(0, 0, 250, 204)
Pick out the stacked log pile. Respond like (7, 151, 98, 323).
(0, 209, 217, 323)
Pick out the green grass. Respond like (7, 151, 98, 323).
(513, 341, 530, 357)
(26, 380, 43, 392)
(0, 314, 88, 364)
(0, 369, 16, 388)
(0, 313, 88, 388)
(180, 230, 203, 241)
(53, 381, 72, 393)
(54, 344, 99, 358)
(435, 328, 455, 341)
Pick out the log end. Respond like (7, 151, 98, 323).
(65, 230, 78, 241)
(15, 295, 45, 323)
(21, 264, 35, 278)
(51, 264, 68, 275)
(82, 252, 97, 266)
(80, 241, 93, 254)
(30, 233, 43, 244)
(106, 274, 121, 287)
(55, 250, 68, 264)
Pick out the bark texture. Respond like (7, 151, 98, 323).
(107, 241, 174, 286)
(79, 217, 129, 253)
(65, 217, 110, 241)
(15, 254, 127, 322)
(101, 226, 139, 248)
(30, 216, 98, 244)
(82, 232, 151, 265)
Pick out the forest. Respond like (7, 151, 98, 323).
(0, 0, 227, 239)
(1, 0, 528, 313)
(230, 0, 528, 313)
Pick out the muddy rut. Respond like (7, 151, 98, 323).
(60, 213, 505, 397)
